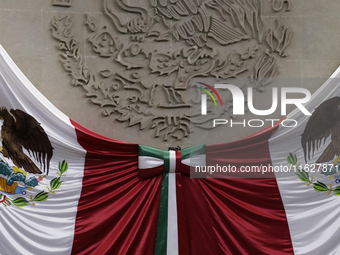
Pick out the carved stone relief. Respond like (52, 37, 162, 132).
(271, 0, 291, 12)
(52, 0, 72, 7)
(50, 0, 293, 141)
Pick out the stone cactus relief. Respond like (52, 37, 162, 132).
(52, 0, 72, 7)
(50, 0, 293, 141)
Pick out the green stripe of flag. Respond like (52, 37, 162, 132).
(154, 173, 169, 255)
(163, 150, 170, 173)
(138, 145, 164, 159)
(181, 144, 205, 161)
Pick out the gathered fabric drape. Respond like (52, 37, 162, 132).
(3, 43, 340, 254)
(71, 120, 293, 255)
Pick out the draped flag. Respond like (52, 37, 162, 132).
(268, 73, 340, 255)
(1, 42, 340, 255)
(138, 144, 206, 255)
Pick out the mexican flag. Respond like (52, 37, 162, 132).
(1, 43, 340, 255)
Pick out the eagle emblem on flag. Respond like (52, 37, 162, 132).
(301, 97, 340, 165)
(287, 97, 340, 196)
(0, 108, 68, 207)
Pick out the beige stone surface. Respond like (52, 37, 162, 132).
(0, 0, 338, 149)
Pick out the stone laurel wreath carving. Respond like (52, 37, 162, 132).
(50, 0, 293, 141)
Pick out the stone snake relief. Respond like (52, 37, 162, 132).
(51, 0, 293, 141)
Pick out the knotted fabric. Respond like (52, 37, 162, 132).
(138, 144, 206, 255)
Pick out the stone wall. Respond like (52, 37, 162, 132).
(0, 0, 339, 149)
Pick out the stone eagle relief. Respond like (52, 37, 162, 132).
(50, 0, 293, 141)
